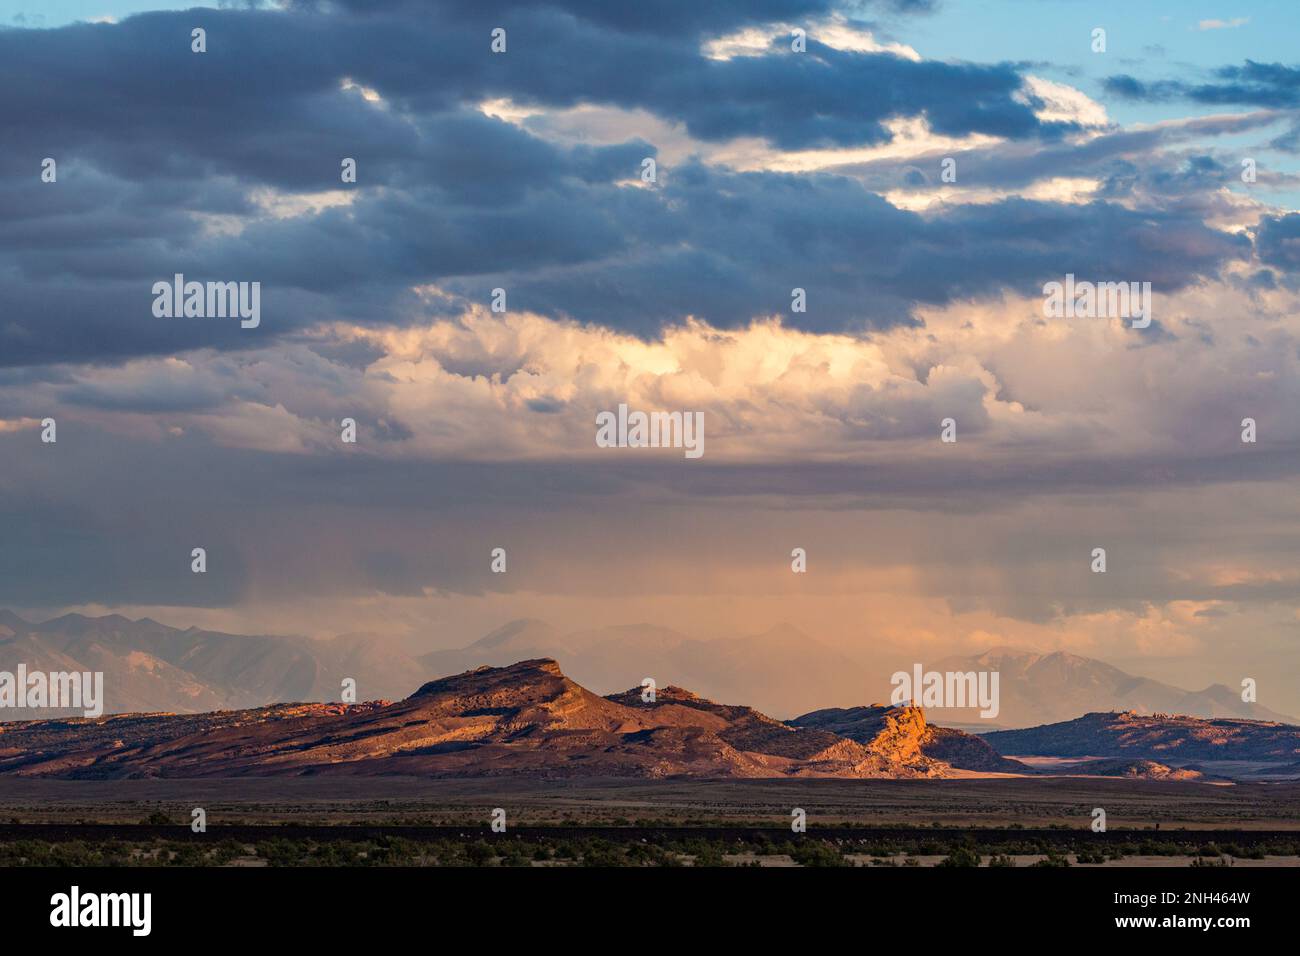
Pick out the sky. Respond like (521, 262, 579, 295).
(1, 1, 1298, 710)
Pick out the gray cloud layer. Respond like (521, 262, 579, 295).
(1, 1, 1254, 365)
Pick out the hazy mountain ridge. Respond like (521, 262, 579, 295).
(2, 612, 1293, 728)
(930, 647, 1296, 727)
(0, 611, 424, 717)
(433, 623, 1298, 725)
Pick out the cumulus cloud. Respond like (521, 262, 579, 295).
(11, 269, 1299, 479)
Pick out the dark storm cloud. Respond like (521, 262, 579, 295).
(117, 153, 1242, 337)
(447, 164, 1248, 332)
(0, 105, 659, 365)
(0, 4, 1050, 183)
(0, 141, 1252, 361)
(0, 2, 1251, 366)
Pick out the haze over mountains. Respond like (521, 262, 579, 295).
(421, 621, 1297, 725)
(418, 619, 876, 719)
(0, 610, 423, 718)
(929, 648, 1296, 728)
(0, 611, 1291, 727)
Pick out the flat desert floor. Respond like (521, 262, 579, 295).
(1, 775, 1298, 828)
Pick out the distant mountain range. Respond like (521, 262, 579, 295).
(0, 609, 423, 717)
(929, 648, 1297, 727)
(1, 657, 1294, 782)
(1, 611, 1293, 727)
